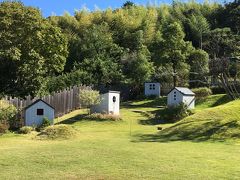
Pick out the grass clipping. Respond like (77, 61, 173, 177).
(37, 125, 77, 140)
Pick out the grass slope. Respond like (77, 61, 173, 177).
(0, 94, 239, 179)
(157, 99, 240, 141)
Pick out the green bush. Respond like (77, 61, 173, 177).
(19, 126, 34, 134)
(0, 100, 17, 129)
(192, 87, 212, 98)
(38, 125, 76, 140)
(161, 103, 193, 123)
(86, 113, 122, 121)
(0, 123, 9, 134)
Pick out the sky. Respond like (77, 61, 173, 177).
(1, 0, 226, 17)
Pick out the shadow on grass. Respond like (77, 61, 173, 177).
(132, 109, 173, 126)
(123, 97, 167, 108)
(133, 120, 240, 142)
(195, 95, 231, 108)
(57, 114, 112, 125)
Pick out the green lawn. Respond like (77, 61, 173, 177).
(0, 95, 240, 179)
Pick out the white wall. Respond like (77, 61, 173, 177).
(182, 96, 195, 109)
(144, 83, 161, 96)
(90, 92, 120, 115)
(108, 93, 120, 115)
(25, 101, 54, 127)
(167, 90, 183, 107)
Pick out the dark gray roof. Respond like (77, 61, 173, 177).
(170, 87, 195, 96)
(25, 99, 55, 110)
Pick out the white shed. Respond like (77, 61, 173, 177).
(144, 82, 161, 97)
(25, 99, 55, 127)
(167, 87, 195, 109)
(90, 91, 120, 115)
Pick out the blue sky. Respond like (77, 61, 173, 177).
(1, 0, 226, 17)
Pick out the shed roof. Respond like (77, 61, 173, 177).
(25, 99, 55, 110)
(169, 87, 195, 96)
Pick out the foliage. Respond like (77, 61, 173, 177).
(40, 117, 51, 129)
(161, 103, 193, 123)
(188, 49, 209, 87)
(1, 1, 240, 98)
(0, 100, 17, 128)
(38, 124, 76, 140)
(0, 123, 9, 134)
(158, 21, 193, 87)
(19, 126, 34, 134)
(79, 89, 100, 114)
(192, 87, 212, 98)
(0, 1, 68, 97)
(86, 113, 122, 121)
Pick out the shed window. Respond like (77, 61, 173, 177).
(152, 84, 156, 90)
(149, 84, 152, 90)
(113, 96, 116, 103)
(37, 109, 44, 115)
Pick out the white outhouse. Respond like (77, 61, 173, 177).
(91, 91, 120, 115)
(144, 82, 161, 97)
(25, 99, 55, 126)
(167, 87, 195, 109)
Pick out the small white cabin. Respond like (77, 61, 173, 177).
(144, 82, 161, 97)
(167, 87, 195, 109)
(91, 91, 120, 115)
(25, 99, 55, 127)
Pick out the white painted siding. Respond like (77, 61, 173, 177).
(167, 90, 183, 106)
(144, 83, 161, 97)
(25, 101, 54, 126)
(108, 93, 120, 115)
(182, 96, 195, 109)
(91, 92, 120, 115)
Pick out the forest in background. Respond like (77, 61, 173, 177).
(0, 0, 239, 99)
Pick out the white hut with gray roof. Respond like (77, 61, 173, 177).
(167, 87, 195, 109)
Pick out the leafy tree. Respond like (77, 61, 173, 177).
(0, 2, 68, 97)
(79, 89, 101, 114)
(204, 28, 240, 59)
(123, 1, 135, 8)
(188, 49, 209, 87)
(188, 15, 210, 49)
(159, 21, 193, 87)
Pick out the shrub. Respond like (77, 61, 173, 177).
(211, 86, 226, 94)
(19, 126, 34, 134)
(161, 103, 193, 123)
(38, 125, 76, 140)
(36, 117, 52, 132)
(79, 89, 101, 114)
(0, 100, 17, 129)
(0, 123, 9, 134)
(86, 113, 122, 121)
(192, 87, 212, 98)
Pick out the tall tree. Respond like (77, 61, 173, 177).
(0, 2, 68, 97)
(188, 15, 210, 49)
(159, 21, 193, 87)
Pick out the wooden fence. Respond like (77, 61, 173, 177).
(4, 85, 91, 119)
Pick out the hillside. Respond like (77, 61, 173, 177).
(153, 98, 240, 142)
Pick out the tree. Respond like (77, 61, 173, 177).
(0, 2, 68, 97)
(122, 1, 135, 9)
(159, 21, 193, 87)
(188, 49, 209, 87)
(79, 89, 101, 114)
(122, 31, 154, 95)
(206, 28, 240, 99)
(74, 23, 124, 86)
(188, 15, 210, 49)
(204, 28, 239, 59)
